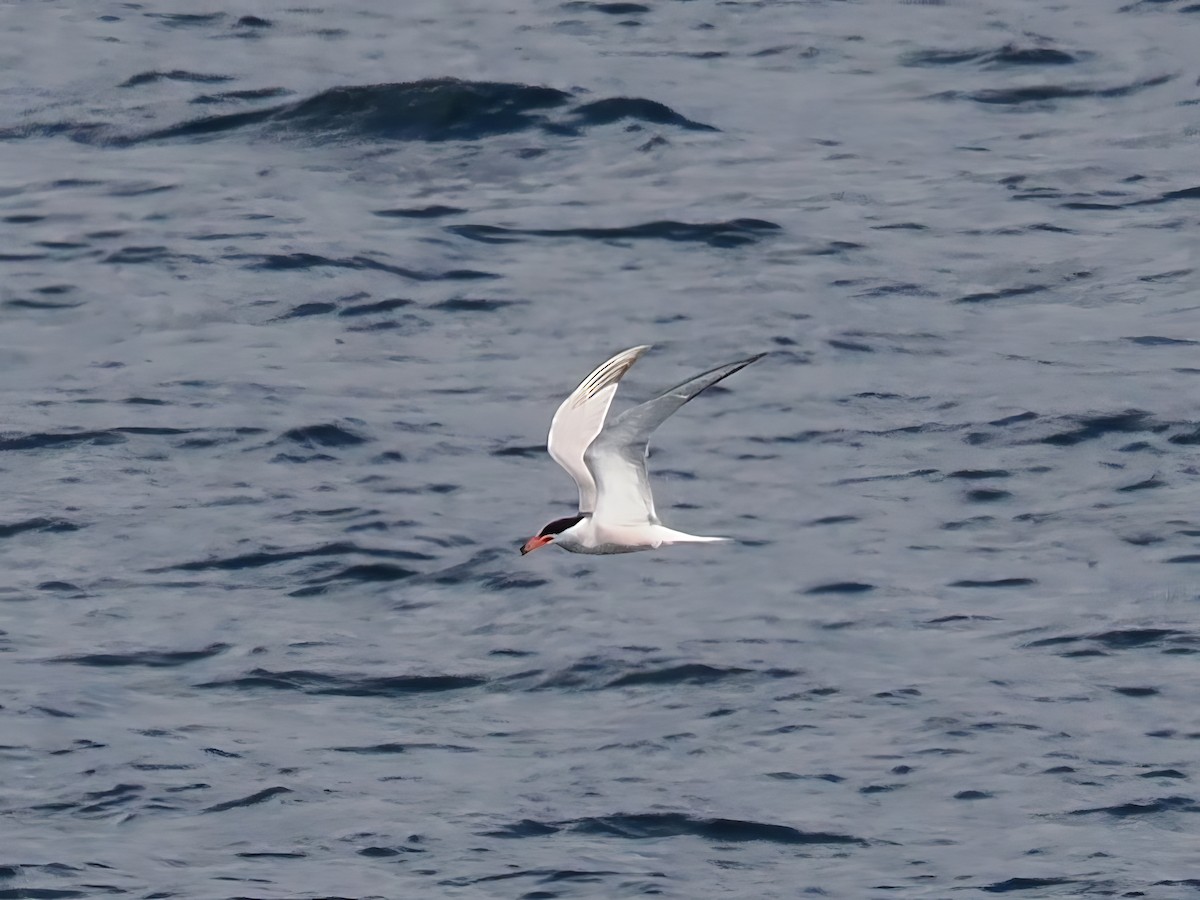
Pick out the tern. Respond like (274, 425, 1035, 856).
(520, 345, 765, 555)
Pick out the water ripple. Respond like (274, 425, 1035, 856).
(197, 669, 487, 697)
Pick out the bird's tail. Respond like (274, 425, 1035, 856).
(655, 527, 733, 545)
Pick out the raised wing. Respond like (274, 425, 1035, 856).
(586, 352, 766, 527)
(547, 345, 651, 513)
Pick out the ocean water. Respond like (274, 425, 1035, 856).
(2, 1, 1199, 897)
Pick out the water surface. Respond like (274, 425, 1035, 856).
(2, 1, 1199, 897)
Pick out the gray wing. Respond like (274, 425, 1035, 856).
(585, 352, 767, 527)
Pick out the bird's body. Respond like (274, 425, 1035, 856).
(521, 345, 764, 556)
(553, 520, 731, 555)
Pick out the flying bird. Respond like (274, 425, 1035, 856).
(520, 345, 765, 555)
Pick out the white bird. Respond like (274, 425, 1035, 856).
(520, 345, 765, 555)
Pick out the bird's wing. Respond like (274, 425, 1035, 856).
(586, 352, 767, 527)
(547, 345, 651, 513)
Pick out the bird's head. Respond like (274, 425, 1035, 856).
(521, 513, 587, 555)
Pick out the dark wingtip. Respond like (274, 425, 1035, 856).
(724, 351, 769, 376)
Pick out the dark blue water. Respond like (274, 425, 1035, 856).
(2, 2, 1199, 896)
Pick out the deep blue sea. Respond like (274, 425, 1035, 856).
(2, 1, 1199, 897)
